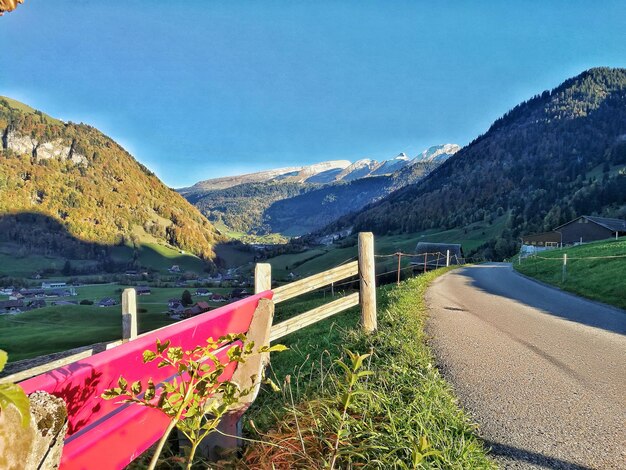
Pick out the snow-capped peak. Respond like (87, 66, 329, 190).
(413, 144, 460, 163)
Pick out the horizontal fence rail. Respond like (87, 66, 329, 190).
(270, 292, 360, 342)
(272, 261, 359, 303)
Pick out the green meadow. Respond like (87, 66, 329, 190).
(515, 237, 626, 310)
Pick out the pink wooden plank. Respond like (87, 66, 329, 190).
(19, 292, 272, 470)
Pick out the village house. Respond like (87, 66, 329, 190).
(0, 299, 24, 314)
(135, 286, 151, 296)
(520, 231, 562, 252)
(182, 301, 211, 318)
(209, 293, 227, 302)
(168, 303, 186, 317)
(98, 297, 117, 307)
(0, 287, 15, 296)
(20, 288, 46, 299)
(168, 265, 181, 273)
(230, 288, 249, 299)
(411, 243, 465, 269)
(195, 288, 212, 296)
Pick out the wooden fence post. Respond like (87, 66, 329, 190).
(255, 263, 272, 294)
(562, 253, 567, 283)
(358, 232, 377, 333)
(122, 288, 137, 342)
(396, 253, 401, 286)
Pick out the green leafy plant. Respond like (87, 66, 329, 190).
(328, 349, 373, 470)
(0, 349, 30, 428)
(102, 335, 286, 470)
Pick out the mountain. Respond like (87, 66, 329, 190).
(181, 146, 459, 236)
(179, 160, 351, 195)
(414, 144, 461, 163)
(323, 68, 626, 259)
(0, 96, 221, 262)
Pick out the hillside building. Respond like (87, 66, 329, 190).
(42, 282, 67, 289)
(554, 216, 626, 244)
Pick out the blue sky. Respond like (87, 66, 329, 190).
(1, 1, 625, 187)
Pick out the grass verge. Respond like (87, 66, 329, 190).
(514, 237, 626, 310)
(239, 268, 494, 468)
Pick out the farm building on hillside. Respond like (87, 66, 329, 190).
(411, 243, 464, 269)
(554, 216, 626, 244)
(520, 231, 562, 249)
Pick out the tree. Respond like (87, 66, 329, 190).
(62, 259, 72, 276)
(181, 290, 193, 306)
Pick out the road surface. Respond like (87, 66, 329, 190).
(426, 263, 626, 469)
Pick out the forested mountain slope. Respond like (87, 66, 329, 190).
(0, 97, 221, 260)
(325, 68, 626, 258)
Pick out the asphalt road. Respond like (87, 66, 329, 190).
(425, 263, 626, 469)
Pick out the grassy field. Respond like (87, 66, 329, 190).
(0, 285, 235, 362)
(515, 237, 626, 309)
(213, 243, 257, 269)
(262, 216, 508, 280)
(242, 268, 494, 468)
(0, 243, 100, 278)
(0, 240, 207, 280)
(1, 96, 63, 125)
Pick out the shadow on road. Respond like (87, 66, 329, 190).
(459, 263, 626, 335)
(483, 439, 594, 470)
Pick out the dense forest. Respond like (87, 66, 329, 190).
(323, 68, 626, 259)
(189, 180, 318, 233)
(0, 97, 221, 260)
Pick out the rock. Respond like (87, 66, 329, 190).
(2, 128, 87, 165)
(0, 391, 67, 470)
(4, 128, 38, 156)
(35, 140, 72, 160)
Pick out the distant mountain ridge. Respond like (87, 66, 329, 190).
(181, 144, 459, 236)
(180, 144, 460, 196)
(0, 96, 221, 262)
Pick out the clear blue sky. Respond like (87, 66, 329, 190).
(1, 1, 625, 187)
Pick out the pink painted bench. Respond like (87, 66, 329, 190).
(19, 292, 274, 470)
